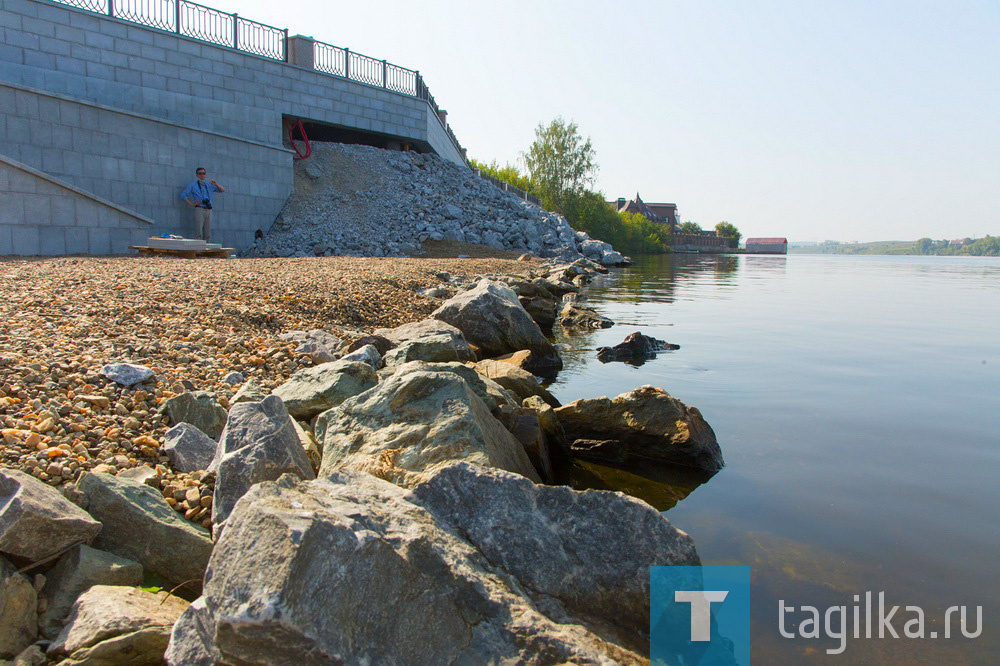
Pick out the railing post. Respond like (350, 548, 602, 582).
(283, 29, 289, 62)
(381, 60, 387, 88)
(232, 12, 239, 50)
(344, 48, 350, 79)
(415, 71, 422, 99)
(174, 0, 180, 34)
(107, 0, 113, 17)
(286, 35, 316, 69)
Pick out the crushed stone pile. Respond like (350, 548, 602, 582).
(244, 142, 626, 265)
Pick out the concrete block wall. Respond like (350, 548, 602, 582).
(2, 81, 294, 250)
(0, 0, 467, 255)
(0, 154, 152, 255)
(0, 0, 464, 162)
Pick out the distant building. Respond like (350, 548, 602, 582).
(949, 238, 971, 248)
(745, 238, 788, 254)
(609, 193, 679, 231)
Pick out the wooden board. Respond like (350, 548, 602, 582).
(129, 245, 235, 258)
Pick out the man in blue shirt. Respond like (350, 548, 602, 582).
(180, 167, 225, 241)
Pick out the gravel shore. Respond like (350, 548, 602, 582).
(0, 253, 536, 511)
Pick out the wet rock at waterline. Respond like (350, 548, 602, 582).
(166, 465, 695, 664)
(555, 385, 724, 473)
(432, 279, 562, 372)
(596, 331, 680, 364)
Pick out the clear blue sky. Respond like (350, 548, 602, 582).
(213, 0, 998, 241)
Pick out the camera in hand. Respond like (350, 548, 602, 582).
(201, 199, 212, 210)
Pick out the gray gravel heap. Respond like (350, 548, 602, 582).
(245, 142, 624, 263)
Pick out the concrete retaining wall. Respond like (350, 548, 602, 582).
(0, 0, 467, 254)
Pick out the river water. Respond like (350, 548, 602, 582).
(547, 254, 1000, 663)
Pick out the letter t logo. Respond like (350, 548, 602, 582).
(675, 590, 730, 641)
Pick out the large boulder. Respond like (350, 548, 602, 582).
(48, 585, 189, 665)
(554, 386, 724, 472)
(99, 362, 154, 387)
(78, 473, 213, 590)
(232, 379, 268, 404)
(316, 369, 539, 487)
(382, 334, 476, 368)
(559, 301, 614, 329)
(374, 360, 518, 412)
(212, 396, 316, 528)
(39, 545, 143, 639)
(473, 359, 559, 407)
(339, 343, 381, 370)
(270, 360, 377, 420)
(163, 423, 218, 473)
(160, 391, 228, 440)
(0, 556, 36, 659)
(166, 465, 698, 664)
(431, 279, 562, 371)
(0, 469, 101, 562)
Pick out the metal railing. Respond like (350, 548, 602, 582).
(472, 169, 542, 207)
(47, 0, 463, 156)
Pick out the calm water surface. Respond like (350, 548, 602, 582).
(548, 254, 1000, 663)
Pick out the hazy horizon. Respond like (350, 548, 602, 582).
(203, 0, 997, 242)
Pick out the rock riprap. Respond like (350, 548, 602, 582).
(1, 556, 37, 659)
(555, 386, 725, 472)
(78, 472, 213, 589)
(0, 469, 102, 562)
(211, 395, 316, 528)
(245, 142, 627, 265)
(48, 585, 189, 665)
(432, 279, 562, 371)
(270, 360, 377, 420)
(160, 391, 228, 440)
(168, 464, 695, 664)
(316, 369, 539, 487)
(39, 544, 144, 638)
(163, 423, 218, 473)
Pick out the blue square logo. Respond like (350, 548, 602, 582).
(651, 566, 751, 665)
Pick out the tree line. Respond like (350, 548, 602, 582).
(472, 118, 740, 255)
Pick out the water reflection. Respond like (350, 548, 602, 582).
(569, 459, 714, 511)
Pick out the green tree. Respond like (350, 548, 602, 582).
(714, 221, 742, 248)
(523, 118, 597, 214)
(915, 237, 933, 254)
(678, 221, 703, 234)
(469, 159, 534, 194)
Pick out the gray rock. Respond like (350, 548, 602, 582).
(596, 331, 679, 364)
(39, 545, 143, 639)
(432, 279, 562, 371)
(99, 362, 154, 386)
(559, 301, 615, 329)
(339, 343, 381, 370)
(48, 585, 188, 664)
(232, 379, 268, 404)
(411, 463, 699, 648)
(316, 369, 539, 487)
(373, 319, 465, 345)
(9, 644, 45, 665)
(0, 556, 36, 659)
(212, 396, 316, 529)
(279, 329, 341, 364)
(160, 391, 228, 440)
(382, 333, 477, 368)
(555, 385, 724, 472)
(78, 473, 213, 590)
(164, 423, 218, 473)
(375, 360, 518, 413)
(221, 371, 244, 385)
(167, 465, 697, 664)
(271, 360, 377, 420)
(0, 469, 102, 562)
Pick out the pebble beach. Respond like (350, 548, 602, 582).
(1, 252, 534, 527)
